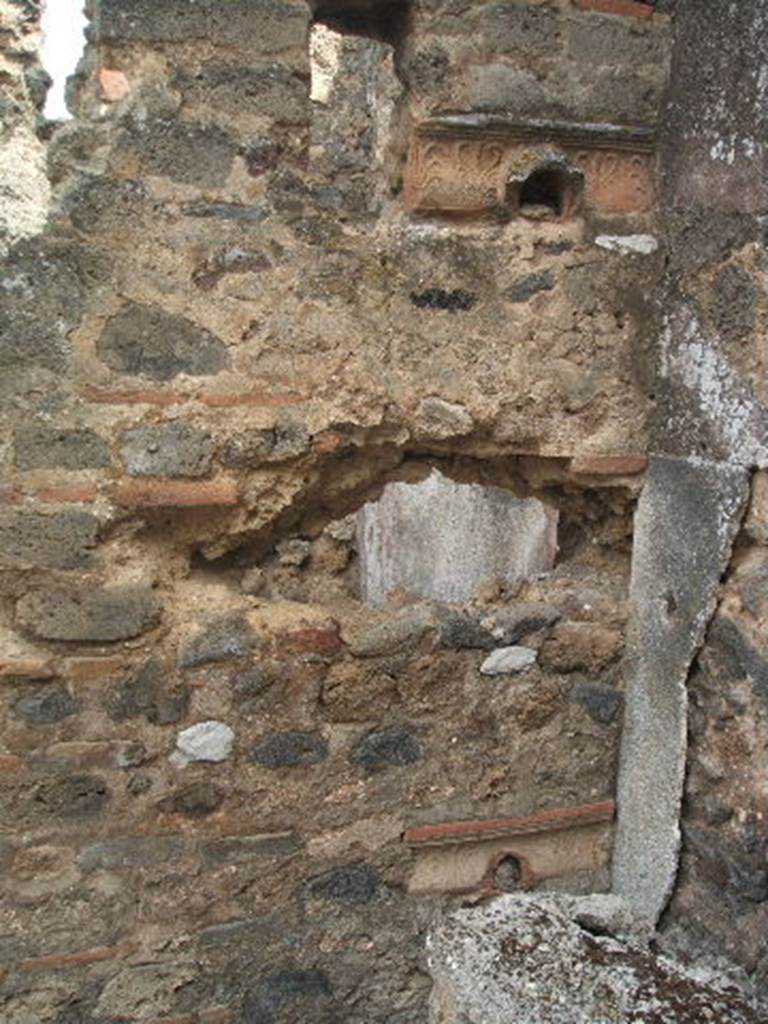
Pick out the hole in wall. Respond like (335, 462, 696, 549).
(40, 0, 87, 120)
(493, 855, 524, 892)
(508, 163, 582, 222)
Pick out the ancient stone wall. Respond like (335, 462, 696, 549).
(5, 0, 768, 1021)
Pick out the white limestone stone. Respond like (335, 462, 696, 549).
(174, 720, 234, 764)
(480, 646, 537, 675)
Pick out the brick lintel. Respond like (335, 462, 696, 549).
(404, 799, 615, 848)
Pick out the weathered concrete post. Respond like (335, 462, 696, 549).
(613, 0, 768, 928)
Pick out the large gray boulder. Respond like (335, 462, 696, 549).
(427, 894, 760, 1023)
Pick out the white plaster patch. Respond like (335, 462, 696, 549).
(595, 234, 658, 255)
(173, 720, 234, 765)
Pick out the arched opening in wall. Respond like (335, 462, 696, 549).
(509, 164, 583, 222)
(307, 1, 409, 211)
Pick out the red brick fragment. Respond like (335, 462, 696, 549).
(111, 479, 239, 508)
(313, 431, 345, 454)
(404, 800, 615, 847)
(199, 391, 304, 408)
(0, 484, 22, 505)
(282, 623, 344, 655)
(199, 1010, 236, 1024)
(82, 387, 184, 407)
(35, 485, 98, 504)
(0, 755, 22, 773)
(96, 67, 130, 102)
(0, 659, 56, 680)
(572, 0, 654, 17)
(19, 942, 135, 972)
(570, 454, 648, 476)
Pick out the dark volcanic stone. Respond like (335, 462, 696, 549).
(250, 731, 328, 769)
(34, 773, 109, 818)
(506, 270, 555, 303)
(203, 832, 301, 864)
(410, 288, 476, 313)
(309, 862, 381, 904)
(116, 116, 237, 187)
(0, 510, 98, 570)
(712, 264, 756, 345)
(119, 422, 213, 478)
(158, 781, 225, 818)
(242, 969, 333, 1024)
(14, 686, 77, 725)
(107, 658, 189, 725)
(350, 726, 421, 770)
(14, 426, 109, 470)
(708, 616, 768, 699)
(96, 302, 229, 382)
(16, 584, 162, 642)
(570, 681, 623, 725)
(180, 614, 256, 668)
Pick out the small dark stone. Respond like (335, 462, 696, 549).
(180, 614, 256, 668)
(119, 422, 213, 478)
(96, 301, 229, 382)
(438, 613, 494, 650)
(712, 264, 756, 345)
(243, 137, 280, 176)
(250, 731, 328, 769)
(158, 781, 225, 818)
(350, 726, 421, 771)
(14, 426, 110, 471)
(506, 270, 556, 304)
(34, 773, 110, 818)
(571, 681, 623, 725)
(243, 969, 333, 1024)
(410, 288, 477, 313)
(309, 862, 381, 904)
(14, 686, 77, 725)
(107, 658, 189, 725)
(16, 584, 162, 642)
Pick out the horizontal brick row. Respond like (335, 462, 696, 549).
(404, 800, 615, 847)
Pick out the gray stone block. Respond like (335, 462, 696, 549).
(16, 584, 162, 642)
(78, 835, 186, 873)
(14, 686, 77, 725)
(0, 510, 98, 570)
(119, 422, 213, 478)
(309, 862, 381, 904)
(96, 302, 229, 382)
(14, 426, 110, 470)
(179, 614, 256, 668)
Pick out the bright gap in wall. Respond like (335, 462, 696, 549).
(40, 0, 87, 119)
